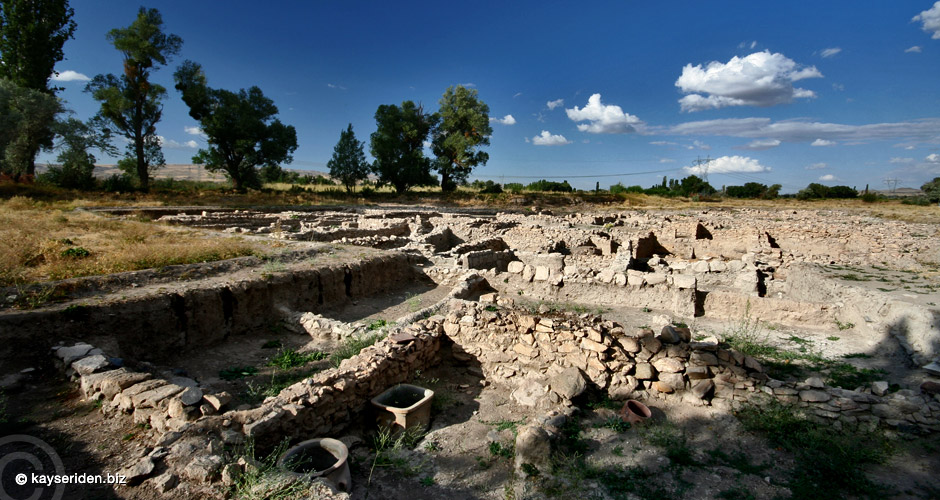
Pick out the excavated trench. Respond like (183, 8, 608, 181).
(5, 205, 940, 499)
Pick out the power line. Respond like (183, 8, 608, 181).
(490, 167, 683, 179)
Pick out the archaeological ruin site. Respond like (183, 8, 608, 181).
(2, 204, 939, 499)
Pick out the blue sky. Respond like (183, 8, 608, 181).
(40, 1, 940, 192)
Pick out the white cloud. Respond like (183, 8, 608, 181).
(738, 40, 758, 49)
(832, 83, 845, 91)
(738, 138, 781, 150)
(913, 1, 940, 39)
(156, 136, 198, 149)
(905, 45, 923, 53)
(650, 140, 677, 146)
(490, 114, 516, 125)
(818, 174, 837, 181)
(811, 138, 836, 146)
(327, 83, 346, 90)
(805, 162, 827, 170)
(565, 94, 642, 134)
(683, 155, 770, 175)
(531, 130, 571, 146)
(547, 99, 564, 110)
(184, 126, 205, 137)
(820, 47, 842, 58)
(513, 92, 523, 98)
(50, 70, 89, 82)
(927, 153, 940, 162)
(675, 51, 822, 112)
(458, 82, 476, 88)
(890, 157, 915, 164)
(659, 158, 676, 163)
(662, 117, 940, 145)
(690, 140, 711, 150)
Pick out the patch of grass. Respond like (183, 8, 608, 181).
(489, 441, 514, 459)
(266, 348, 327, 370)
(489, 419, 525, 434)
(594, 416, 631, 433)
(706, 448, 769, 475)
(60, 246, 90, 258)
(842, 352, 872, 359)
(230, 439, 312, 500)
(520, 462, 540, 477)
(405, 292, 422, 312)
(329, 332, 383, 368)
(834, 319, 855, 331)
(367, 319, 388, 330)
(419, 476, 435, 486)
(736, 399, 891, 500)
(837, 273, 870, 282)
(643, 420, 695, 466)
(612, 445, 624, 456)
(826, 336, 840, 341)
(219, 365, 258, 381)
(245, 368, 320, 402)
(825, 362, 886, 390)
(369, 426, 427, 482)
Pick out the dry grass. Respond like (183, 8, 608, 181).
(0, 196, 268, 286)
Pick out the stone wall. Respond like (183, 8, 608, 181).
(440, 300, 940, 434)
(0, 253, 421, 363)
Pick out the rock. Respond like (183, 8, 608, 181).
(131, 384, 184, 409)
(652, 358, 684, 374)
(184, 454, 224, 483)
(81, 368, 152, 400)
(690, 336, 719, 351)
(872, 381, 889, 397)
(743, 356, 763, 373)
(672, 274, 696, 290)
(658, 325, 682, 344)
(635, 363, 657, 380)
(659, 373, 686, 392)
(479, 292, 498, 303)
(805, 377, 826, 389)
(204, 392, 232, 411)
(640, 336, 662, 354)
(645, 273, 667, 285)
(921, 381, 940, 395)
(533, 266, 550, 281)
(511, 379, 549, 407)
(71, 354, 110, 375)
(514, 425, 551, 474)
(56, 343, 93, 364)
(690, 352, 719, 366)
(507, 261, 525, 273)
(691, 380, 715, 399)
(686, 366, 710, 380)
(652, 381, 674, 393)
(120, 457, 155, 485)
(522, 265, 534, 282)
(924, 362, 940, 377)
(580, 338, 608, 353)
(551, 367, 587, 400)
(799, 390, 831, 403)
(618, 337, 641, 353)
(151, 472, 178, 493)
(692, 261, 710, 273)
(0, 373, 26, 391)
(179, 386, 203, 406)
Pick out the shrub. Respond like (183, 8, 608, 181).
(504, 182, 524, 193)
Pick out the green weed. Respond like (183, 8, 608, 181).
(220, 365, 258, 381)
(266, 348, 327, 370)
(329, 333, 383, 368)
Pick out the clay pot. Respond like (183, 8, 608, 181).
(371, 384, 434, 433)
(619, 399, 652, 425)
(278, 438, 351, 491)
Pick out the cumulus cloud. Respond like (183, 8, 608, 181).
(820, 47, 842, 58)
(927, 153, 940, 162)
(818, 174, 837, 181)
(490, 114, 516, 125)
(675, 51, 822, 112)
(905, 45, 923, 53)
(565, 94, 642, 134)
(738, 138, 781, 150)
(184, 126, 205, 137)
(156, 136, 198, 149)
(547, 99, 564, 110)
(50, 70, 89, 82)
(683, 155, 770, 175)
(662, 117, 940, 145)
(805, 162, 827, 170)
(913, 2, 940, 39)
(811, 138, 836, 146)
(531, 130, 571, 146)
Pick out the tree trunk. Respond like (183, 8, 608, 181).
(135, 136, 148, 192)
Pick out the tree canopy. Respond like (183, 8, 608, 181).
(922, 177, 940, 203)
(41, 116, 116, 189)
(370, 101, 438, 193)
(174, 60, 298, 191)
(0, 0, 76, 92)
(431, 85, 492, 192)
(0, 0, 75, 176)
(328, 124, 369, 192)
(86, 7, 181, 191)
